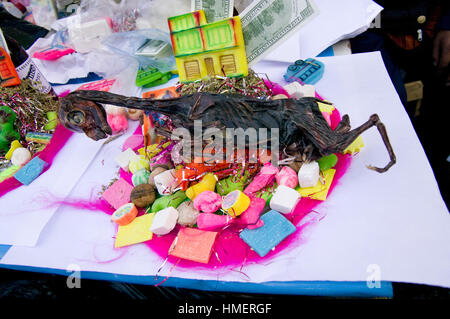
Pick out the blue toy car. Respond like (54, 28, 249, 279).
(283, 58, 325, 85)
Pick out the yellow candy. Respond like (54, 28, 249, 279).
(318, 102, 335, 114)
(0, 165, 20, 182)
(128, 155, 150, 174)
(185, 173, 217, 200)
(221, 190, 251, 218)
(5, 140, 22, 160)
(343, 136, 364, 154)
(297, 169, 336, 201)
(137, 141, 171, 158)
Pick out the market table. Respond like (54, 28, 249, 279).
(0, 52, 448, 297)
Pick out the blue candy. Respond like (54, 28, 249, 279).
(239, 210, 296, 257)
(14, 156, 48, 185)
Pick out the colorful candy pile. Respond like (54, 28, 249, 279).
(100, 78, 366, 267)
(0, 79, 59, 183)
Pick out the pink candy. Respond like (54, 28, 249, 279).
(197, 213, 233, 231)
(244, 163, 279, 195)
(239, 197, 265, 229)
(275, 166, 298, 188)
(193, 191, 222, 213)
(107, 114, 128, 133)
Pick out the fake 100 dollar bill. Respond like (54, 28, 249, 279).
(240, 0, 318, 66)
(191, 0, 234, 22)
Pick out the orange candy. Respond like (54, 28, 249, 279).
(111, 203, 138, 226)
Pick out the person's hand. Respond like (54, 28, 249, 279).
(433, 30, 450, 85)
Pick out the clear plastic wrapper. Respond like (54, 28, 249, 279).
(102, 29, 176, 73)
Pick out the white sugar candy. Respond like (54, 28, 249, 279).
(154, 169, 176, 195)
(150, 207, 179, 235)
(283, 82, 315, 99)
(177, 201, 199, 226)
(298, 161, 320, 188)
(270, 185, 301, 214)
(115, 148, 138, 171)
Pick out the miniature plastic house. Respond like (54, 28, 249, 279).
(168, 10, 248, 82)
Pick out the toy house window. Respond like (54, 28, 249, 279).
(184, 60, 201, 80)
(220, 55, 236, 75)
(204, 58, 215, 76)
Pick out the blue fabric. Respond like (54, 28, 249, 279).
(317, 46, 335, 57)
(0, 262, 393, 297)
(50, 72, 103, 86)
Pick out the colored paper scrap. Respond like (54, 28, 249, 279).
(102, 178, 133, 210)
(169, 227, 218, 264)
(239, 210, 296, 257)
(343, 136, 364, 154)
(115, 213, 155, 248)
(297, 169, 336, 201)
(317, 101, 335, 114)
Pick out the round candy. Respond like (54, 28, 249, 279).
(132, 169, 150, 186)
(128, 154, 150, 174)
(111, 203, 138, 226)
(222, 190, 251, 218)
(130, 183, 155, 208)
(11, 147, 31, 166)
(275, 166, 298, 188)
(107, 113, 128, 133)
(193, 191, 222, 213)
(127, 109, 144, 121)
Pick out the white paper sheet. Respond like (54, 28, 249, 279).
(2, 53, 449, 288)
(265, 0, 382, 61)
(0, 133, 103, 246)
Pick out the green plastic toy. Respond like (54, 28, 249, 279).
(0, 106, 21, 154)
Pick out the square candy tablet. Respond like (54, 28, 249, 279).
(102, 178, 133, 210)
(239, 210, 296, 257)
(270, 184, 301, 214)
(169, 227, 218, 264)
(115, 148, 138, 171)
(14, 156, 48, 185)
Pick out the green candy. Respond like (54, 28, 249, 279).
(216, 173, 249, 196)
(254, 183, 277, 207)
(151, 190, 187, 213)
(43, 111, 58, 131)
(132, 169, 150, 187)
(318, 154, 338, 171)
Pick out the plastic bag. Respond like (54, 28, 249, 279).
(102, 29, 176, 73)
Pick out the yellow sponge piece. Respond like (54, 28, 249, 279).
(297, 169, 336, 201)
(343, 136, 364, 154)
